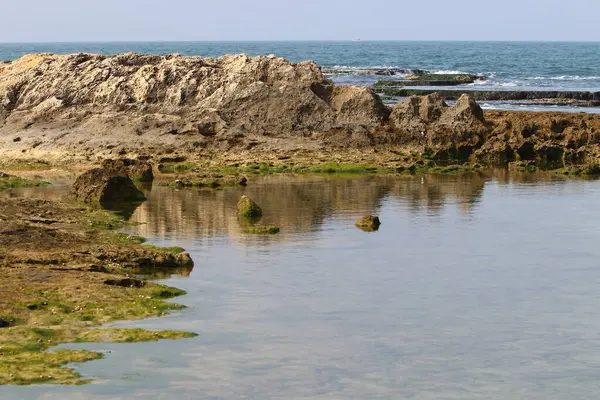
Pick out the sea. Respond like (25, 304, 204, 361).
(1, 41, 600, 113)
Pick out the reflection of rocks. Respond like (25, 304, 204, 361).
(127, 175, 490, 240)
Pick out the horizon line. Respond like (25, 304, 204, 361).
(2, 39, 600, 45)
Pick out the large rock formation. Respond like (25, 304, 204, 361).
(1, 52, 600, 170)
(0, 53, 388, 159)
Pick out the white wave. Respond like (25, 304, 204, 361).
(329, 65, 407, 70)
(430, 69, 469, 75)
(499, 82, 519, 87)
(531, 75, 600, 81)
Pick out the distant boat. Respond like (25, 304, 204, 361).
(353, 37, 361, 42)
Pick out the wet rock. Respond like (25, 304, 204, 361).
(355, 215, 381, 232)
(101, 158, 154, 182)
(104, 278, 146, 288)
(0, 317, 15, 328)
(237, 195, 263, 218)
(72, 168, 146, 204)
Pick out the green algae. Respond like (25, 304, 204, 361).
(141, 245, 186, 254)
(0, 175, 50, 191)
(0, 280, 192, 386)
(0, 349, 103, 386)
(76, 328, 197, 343)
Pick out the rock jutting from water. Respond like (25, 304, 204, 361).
(237, 195, 263, 219)
(355, 215, 381, 232)
(1, 52, 600, 172)
(72, 167, 147, 204)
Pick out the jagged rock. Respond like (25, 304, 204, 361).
(355, 215, 381, 232)
(237, 195, 262, 218)
(0, 53, 390, 156)
(101, 158, 154, 182)
(430, 94, 488, 157)
(72, 168, 146, 204)
(331, 86, 390, 125)
(387, 93, 488, 158)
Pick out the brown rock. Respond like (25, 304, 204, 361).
(72, 168, 146, 204)
(355, 215, 381, 232)
(101, 158, 154, 182)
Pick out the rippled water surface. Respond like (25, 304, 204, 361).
(5, 172, 600, 399)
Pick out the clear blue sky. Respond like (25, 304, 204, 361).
(1, 0, 597, 42)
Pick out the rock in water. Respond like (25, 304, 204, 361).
(72, 168, 146, 204)
(355, 215, 381, 232)
(101, 158, 154, 182)
(237, 195, 263, 218)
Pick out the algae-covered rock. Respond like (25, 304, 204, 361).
(72, 168, 146, 205)
(101, 158, 154, 182)
(355, 215, 381, 232)
(237, 195, 263, 218)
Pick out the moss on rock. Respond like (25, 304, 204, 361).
(237, 195, 263, 218)
(355, 215, 381, 232)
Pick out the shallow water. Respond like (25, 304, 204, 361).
(5, 172, 600, 399)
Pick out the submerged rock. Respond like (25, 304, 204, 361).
(355, 215, 381, 232)
(237, 195, 263, 218)
(101, 158, 154, 182)
(72, 168, 146, 205)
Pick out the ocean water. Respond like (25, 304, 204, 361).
(5, 173, 600, 399)
(1, 41, 600, 106)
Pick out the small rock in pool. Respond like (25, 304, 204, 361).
(237, 195, 262, 218)
(355, 215, 381, 232)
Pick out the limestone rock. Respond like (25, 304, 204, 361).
(72, 168, 146, 204)
(331, 86, 390, 125)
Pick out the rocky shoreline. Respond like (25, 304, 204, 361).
(1, 52, 600, 174)
(0, 170, 198, 385)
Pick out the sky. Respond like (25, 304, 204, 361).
(0, 0, 597, 42)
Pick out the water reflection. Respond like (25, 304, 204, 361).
(128, 174, 492, 240)
(5, 171, 600, 399)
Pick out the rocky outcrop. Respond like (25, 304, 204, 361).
(72, 168, 146, 204)
(384, 94, 488, 160)
(2, 53, 600, 171)
(0, 53, 387, 159)
(476, 110, 600, 168)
